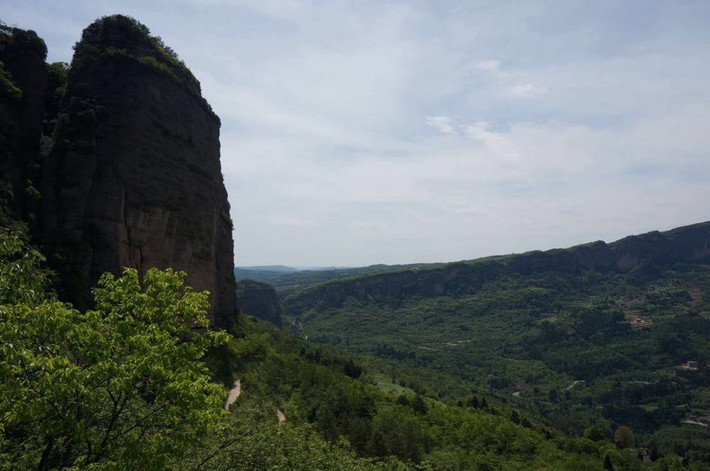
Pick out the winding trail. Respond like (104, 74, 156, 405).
(224, 380, 241, 411)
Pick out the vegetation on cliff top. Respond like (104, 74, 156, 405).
(72, 15, 205, 102)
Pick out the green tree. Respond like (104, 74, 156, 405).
(584, 425, 606, 442)
(0, 226, 49, 305)
(0, 261, 230, 470)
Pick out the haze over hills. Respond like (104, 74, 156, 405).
(237, 265, 301, 272)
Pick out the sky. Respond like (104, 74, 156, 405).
(3, 0, 710, 267)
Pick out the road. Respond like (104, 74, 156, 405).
(224, 379, 241, 410)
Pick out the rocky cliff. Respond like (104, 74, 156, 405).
(1, 16, 237, 328)
(0, 25, 49, 222)
(236, 279, 283, 328)
(284, 221, 710, 316)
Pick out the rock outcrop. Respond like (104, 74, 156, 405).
(285, 221, 710, 316)
(25, 15, 237, 327)
(236, 279, 283, 328)
(0, 25, 49, 220)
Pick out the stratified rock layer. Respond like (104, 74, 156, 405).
(42, 16, 236, 326)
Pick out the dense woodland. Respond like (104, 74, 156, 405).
(266, 241, 710, 468)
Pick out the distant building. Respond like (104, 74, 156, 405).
(687, 360, 698, 369)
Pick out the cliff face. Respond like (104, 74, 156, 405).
(236, 280, 283, 328)
(38, 16, 236, 327)
(284, 221, 710, 316)
(0, 26, 48, 219)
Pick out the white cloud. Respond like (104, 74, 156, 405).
(506, 83, 547, 97)
(425, 116, 456, 134)
(471, 58, 547, 100)
(476, 59, 501, 72)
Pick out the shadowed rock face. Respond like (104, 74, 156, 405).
(236, 279, 283, 328)
(0, 26, 48, 217)
(41, 16, 236, 327)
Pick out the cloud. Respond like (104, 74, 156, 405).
(506, 83, 547, 97)
(476, 59, 501, 72)
(425, 116, 456, 134)
(472, 58, 547, 99)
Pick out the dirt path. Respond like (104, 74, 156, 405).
(565, 380, 585, 391)
(277, 409, 286, 424)
(224, 379, 241, 411)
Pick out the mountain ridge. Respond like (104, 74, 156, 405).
(284, 220, 710, 316)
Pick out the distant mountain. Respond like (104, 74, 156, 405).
(284, 221, 710, 315)
(238, 265, 300, 272)
(235, 262, 439, 297)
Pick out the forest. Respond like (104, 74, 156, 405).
(240, 228, 710, 467)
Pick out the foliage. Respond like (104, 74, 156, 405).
(0, 226, 49, 305)
(281, 260, 710, 464)
(0, 241, 231, 469)
(212, 316, 617, 470)
(0, 24, 48, 101)
(186, 401, 405, 471)
(73, 15, 201, 95)
(0, 60, 22, 100)
(2, 224, 706, 468)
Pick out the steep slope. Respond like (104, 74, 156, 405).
(235, 279, 283, 328)
(40, 15, 236, 326)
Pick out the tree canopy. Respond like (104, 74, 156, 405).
(0, 227, 230, 469)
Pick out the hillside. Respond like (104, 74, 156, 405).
(284, 221, 710, 315)
(282, 222, 710, 463)
(1, 15, 632, 471)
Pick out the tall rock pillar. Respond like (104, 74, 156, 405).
(42, 15, 236, 327)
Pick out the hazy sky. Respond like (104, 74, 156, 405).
(3, 0, 710, 267)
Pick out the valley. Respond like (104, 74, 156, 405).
(238, 222, 710, 464)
